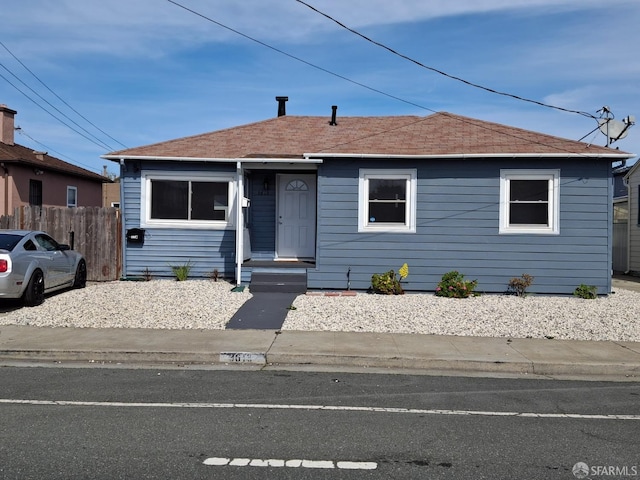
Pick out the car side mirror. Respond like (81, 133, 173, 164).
(58, 244, 71, 251)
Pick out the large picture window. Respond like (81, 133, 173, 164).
(142, 173, 234, 228)
(358, 169, 417, 233)
(500, 169, 559, 234)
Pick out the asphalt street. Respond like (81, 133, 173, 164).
(1, 367, 639, 479)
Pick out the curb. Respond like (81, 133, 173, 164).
(1, 325, 640, 380)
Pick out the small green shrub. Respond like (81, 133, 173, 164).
(170, 260, 193, 281)
(508, 274, 534, 297)
(371, 263, 409, 295)
(574, 284, 597, 299)
(142, 267, 153, 281)
(435, 271, 478, 298)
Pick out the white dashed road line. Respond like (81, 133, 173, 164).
(202, 457, 377, 470)
(0, 398, 638, 420)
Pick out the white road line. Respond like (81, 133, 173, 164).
(202, 457, 377, 470)
(0, 398, 638, 420)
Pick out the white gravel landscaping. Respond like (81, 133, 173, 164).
(0, 279, 639, 342)
(283, 289, 640, 342)
(0, 280, 252, 330)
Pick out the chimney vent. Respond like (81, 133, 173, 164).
(329, 105, 338, 126)
(33, 151, 47, 161)
(276, 96, 288, 117)
(0, 104, 17, 145)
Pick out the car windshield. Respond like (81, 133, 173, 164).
(0, 234, 25, 252)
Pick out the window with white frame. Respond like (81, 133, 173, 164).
(66, 186, 77, 207)
(141, 173, 235, 228)
(499, 169, 559, 234)
(358, 169, 417, 233)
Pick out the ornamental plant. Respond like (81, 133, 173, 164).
(170, 260, 193, 281)
(435, 270, 478, 298)
(371, 263, 409, 295)
(574, 284, 597, 299)
(508, 274, 534, 297)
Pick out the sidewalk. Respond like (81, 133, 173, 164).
(0, 277, 639, 381)
(1, 324, 639, 380)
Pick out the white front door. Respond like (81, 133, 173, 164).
(276, 174, 316, 259)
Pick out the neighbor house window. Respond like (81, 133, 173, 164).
(358, 169, 417, 233)
(499, 169, 559, 234)
(29, 180, 42, 207)
(67, 186, 78, 207)
(141, 173, 235, 229)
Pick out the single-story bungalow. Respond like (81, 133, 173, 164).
(103, 101, 635, 294)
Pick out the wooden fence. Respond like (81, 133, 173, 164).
(0, 206, 122, 281)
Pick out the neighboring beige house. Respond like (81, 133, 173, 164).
(625, 160, 640, 275)
(0, 104, 107, 216)
(101, 167, 120, 208)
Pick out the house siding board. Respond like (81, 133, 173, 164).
(629, 166, 640, 273)
(120, 161, 237, 279)
(309, 158, 612, 294)
(247, 172, 276, 257)
(124, 228, 235, 278)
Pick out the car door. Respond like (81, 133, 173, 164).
(34, 234, 74, 288)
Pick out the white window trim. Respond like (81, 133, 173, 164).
(358, 168, 417, 233)
(140, 171, 236, 229)
(66, 186, 78, 208)
(499, 169, 560, 235)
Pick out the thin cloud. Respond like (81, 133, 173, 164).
(3, 0, 635, 60)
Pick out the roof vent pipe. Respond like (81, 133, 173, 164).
(276, 96, 288, 117)
(330, 105, 338, 126)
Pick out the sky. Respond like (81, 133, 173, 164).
(1, 0, 639, 176)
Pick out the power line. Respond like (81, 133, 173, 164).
(0, 69, 115, 152)
(15, 127, 104, 173)
(0, 63, 114, 151)
(295, 0, 597, 120)
(0, 40, 128, 150)
(165, 0, 608, 158)
(166, 0, 435, 112)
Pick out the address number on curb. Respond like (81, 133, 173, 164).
(220, 352, 266, 364)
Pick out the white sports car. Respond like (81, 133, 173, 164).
(0, 230, 86, 306)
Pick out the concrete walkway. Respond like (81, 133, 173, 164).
(0, 277, 638, 381)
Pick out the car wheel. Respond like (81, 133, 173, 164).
(73, 260, 87, 289)
(24, 270, 45, 307)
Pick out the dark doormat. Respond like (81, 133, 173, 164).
(226, 292, 300, 330)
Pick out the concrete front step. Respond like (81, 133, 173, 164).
(249, 272, 307, 293)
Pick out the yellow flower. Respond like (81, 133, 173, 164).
(398, 263, 409, 279)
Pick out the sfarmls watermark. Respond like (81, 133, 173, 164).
(573, 462, 638, 478)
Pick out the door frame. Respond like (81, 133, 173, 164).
(275, 173, 317, 260)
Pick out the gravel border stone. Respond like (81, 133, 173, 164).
(1, 280, 639, 342)
(0, 280, 251, 330)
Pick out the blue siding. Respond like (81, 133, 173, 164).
(121, 157, 613, 293)
(308, 158, 613, 294)
(121, 161, 237, 279)
(247, 172, 276, 258)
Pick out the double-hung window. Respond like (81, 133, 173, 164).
(29, 180, 42, 207)
(499, 169, 559, 234)
(358, 169, 417, 233)
(67, 186, 78, 207)
(142, 173, 234, 228)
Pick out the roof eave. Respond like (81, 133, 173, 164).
(304, 152, 636, 160)
(101, 154, 323, 164)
